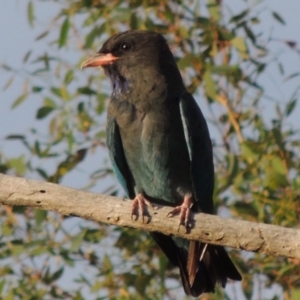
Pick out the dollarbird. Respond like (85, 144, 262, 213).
(82, 30, 241, 297)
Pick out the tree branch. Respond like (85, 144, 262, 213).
(0, 173, 299, 259)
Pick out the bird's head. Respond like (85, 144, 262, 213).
(82, 30, 185, 99)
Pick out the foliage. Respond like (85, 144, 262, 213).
(1, 0, 300, 299)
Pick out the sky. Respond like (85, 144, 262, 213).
(1, 0, 300, 163)
(1, 0, 300, 299)
(2, 0, 300, 157)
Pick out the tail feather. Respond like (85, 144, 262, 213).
(187, 241, 207, 286)
(207, 245, 242, 281)
(187, 241, 200, 285)
(179, 246, 215, 296)
(150, 232, 241, 297)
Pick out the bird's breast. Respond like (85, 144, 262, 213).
(110, 97, 193, 205)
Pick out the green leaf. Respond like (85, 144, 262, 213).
(30, 244, 48, 256)
(195, 16, 211, 28)
(207, 0, 220, 21)
(44, 267, 64, 284)
(278, 264, 294, 276)
(12, 206, 26, 214)
(3, 76, 14, 91)
(227, 154, 239, 181)
(218, 27, 234, 41)
(233, 202, 258, 218)
(6, 135, 25, 140)
(23, 50, 32, 63)
(77, 86, 97, 95)
(285, 99, 297, 116)
(231, 37, 248, 59)
(36, 106, 55, 119)
(278, 62, 284, 75)
(291, 289, 300, 300)
(264, 171, 288, 190)
(230, 9, 249, 23)
(70, 230, 86, 252)
(35, 30, 49, 41)
(264, 157, 288, 190)
(91, 281, 103, 292)
(251, 17, 260, 24)
(84, 229, 104, 243)
(177, 53, 199, 69)
(0, 280, 5, 294)
(1, 224, 13, 236)
(8, 156, 26, 175)
(43, 97, 56, 108)
(77, 102, 84, 113)
(96, 93, 107, 114)
(211, 65, 239, 75)
(11, 93, 28, 109)
(64, 70, 74, 85)
(51, 86, 70, 100)
(241, 142, 259, 163)
(129, 0, 143, 8)
(51, 87, 62, 97)
(243, 25, 256, 44)
(284, 72, 300, 82)
(34, 210, 47, 228)
(272, 11, 286, 25)
(11, 244, 25, 256)
(130, 12, 138, 29)
(32, 86, 43, 93)
(84, 27, 98, 49)
(271, 156, 286, 175)
(27, 1, 34, 27)
(203, 70, 217, 99)
(36, 168, 49, 180)
(34, 140, 41, 155)
(59, 17, 70, 48)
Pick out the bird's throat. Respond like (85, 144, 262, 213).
(111, 74, 129, 95)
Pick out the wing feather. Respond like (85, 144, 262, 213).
(106, 116, 135, 198)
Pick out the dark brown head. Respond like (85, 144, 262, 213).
(82, 30, 185, 99)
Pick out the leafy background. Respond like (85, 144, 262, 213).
(1, 0, 300, 299)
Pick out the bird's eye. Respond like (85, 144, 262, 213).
(119, 41, 132, 52)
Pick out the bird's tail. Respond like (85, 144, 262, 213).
(150, 232, 241, 297)
(181, 241, 241, 296)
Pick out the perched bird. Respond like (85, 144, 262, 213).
(82, 30, 241, 296)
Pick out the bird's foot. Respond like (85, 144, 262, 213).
(131, 193, 153, 223)
(167, 195, 193, 232)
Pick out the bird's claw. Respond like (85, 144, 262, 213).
(131, 194, 152, 223)
(167, 195, 193, 232)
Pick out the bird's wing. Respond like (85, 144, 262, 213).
(179, 92, 214, 214)
(177, 92, 219, 294)
(106, 115, 135, 198)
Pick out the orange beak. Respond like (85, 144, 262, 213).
(81, 53, 118, 69)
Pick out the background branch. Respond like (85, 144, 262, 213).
(0, 173, 299, 259)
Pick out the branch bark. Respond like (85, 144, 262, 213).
(0, 173, 299, 259)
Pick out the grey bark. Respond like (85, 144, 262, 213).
(0, 173, 299, 259)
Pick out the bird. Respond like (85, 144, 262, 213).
(81, 30, 241, 297)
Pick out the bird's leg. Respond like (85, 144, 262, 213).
(166, 194, 193, 232)
(131, 193, 153, 223)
